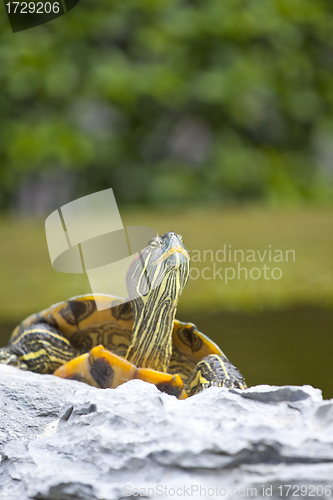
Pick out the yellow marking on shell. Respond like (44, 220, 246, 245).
(172, 321, 226, 363)
(28, 294, 133, 340)
(152, 246, 190, 266)
(16, 312, 40, 332)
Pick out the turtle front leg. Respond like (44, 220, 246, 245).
(187, 354, 247, 397)
(54, 345, 186, 398)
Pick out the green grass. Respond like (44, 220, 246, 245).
(0, 204, 332, 321)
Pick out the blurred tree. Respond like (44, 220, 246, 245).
(0, 0, 333, 212)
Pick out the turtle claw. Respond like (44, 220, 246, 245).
(0, 349, 28, 370)
(136, 367, 185, 398)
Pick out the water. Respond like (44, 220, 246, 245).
(1, 305, 332, 399)
(180, 306, 333, 399)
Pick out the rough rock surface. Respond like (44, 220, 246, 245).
(0, 364, 333, 500)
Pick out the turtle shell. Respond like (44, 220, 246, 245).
(9, 294, 226, 385)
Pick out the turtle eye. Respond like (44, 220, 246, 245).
(177, 234, 183, 243)
(148, 237, 161, 250)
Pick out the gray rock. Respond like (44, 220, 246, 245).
(0, 364, 333, 500)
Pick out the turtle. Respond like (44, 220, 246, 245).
(0, 232, 246, 398)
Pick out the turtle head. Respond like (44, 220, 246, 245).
(125, 232, 190, 372)
(126, 231, 190, 302)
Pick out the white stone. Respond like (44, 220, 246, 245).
(0, 365, 332, 500)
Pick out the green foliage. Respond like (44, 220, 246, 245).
(1, 0, 333, 205)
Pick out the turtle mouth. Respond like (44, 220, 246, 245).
(152, 246, 190, 266)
